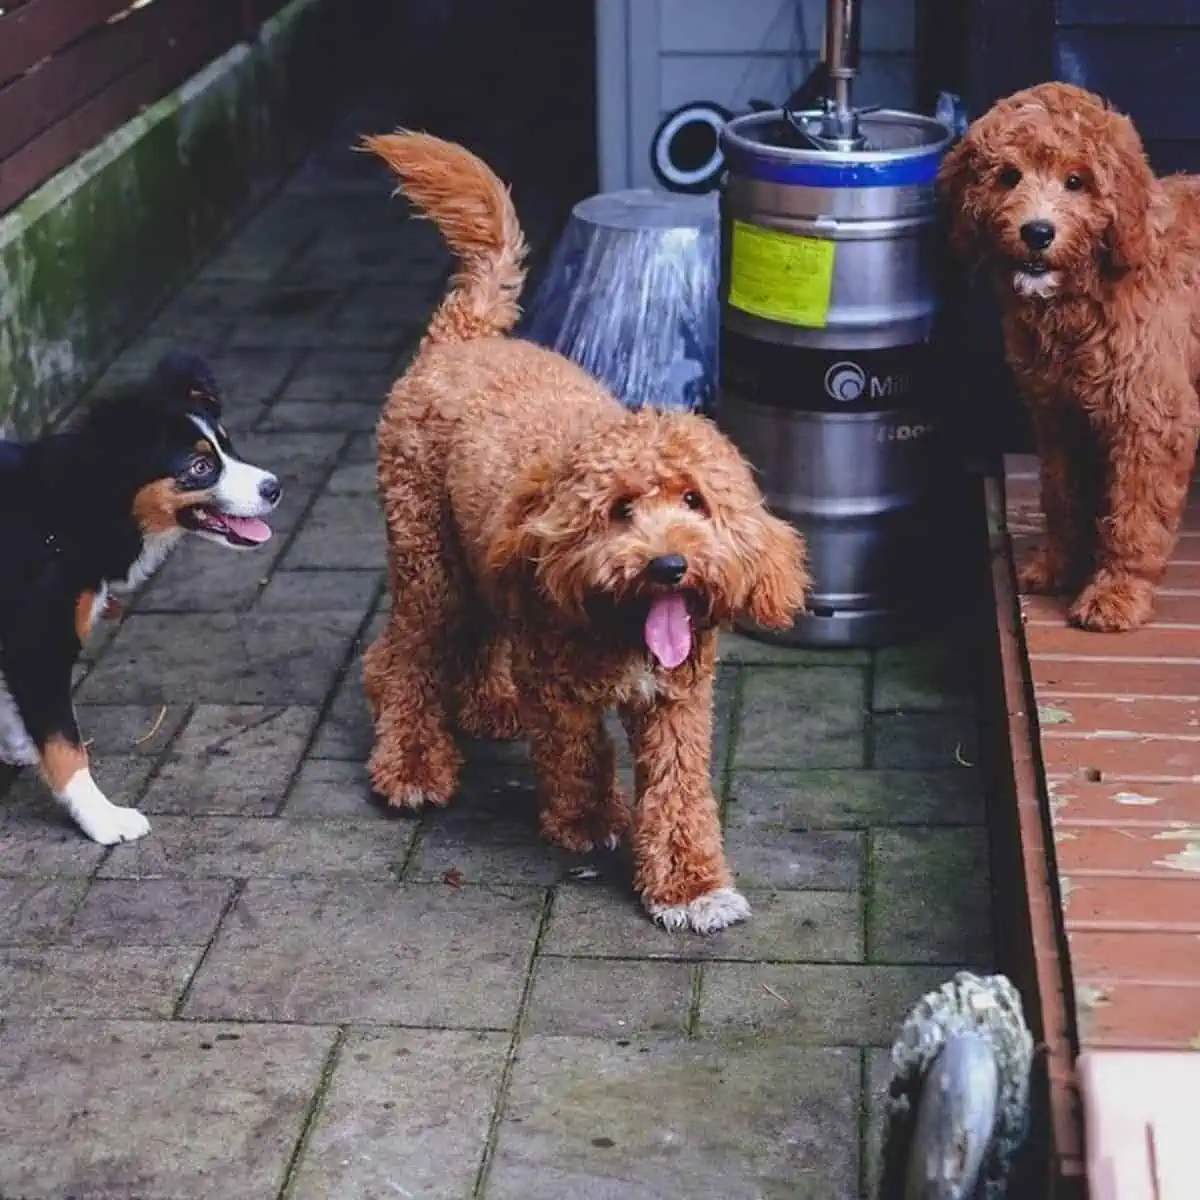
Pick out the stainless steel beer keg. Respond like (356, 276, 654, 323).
(716, 1, 951, 647)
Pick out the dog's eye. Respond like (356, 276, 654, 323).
(189, 455, 217, 479)
(1064, 172, 1085, 192)
(611, 498, 635, 521)
(998, 166, 1022, 189)
(682, 490, 707, 513)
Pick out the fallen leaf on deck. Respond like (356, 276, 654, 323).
(1037, 704, 1074, 725)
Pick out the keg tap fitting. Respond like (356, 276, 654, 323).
(809, 0, 868, 152)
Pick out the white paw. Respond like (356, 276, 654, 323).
(58, 768, 151, 844)
(647, 887, 752, 934)
(74, 803, 152, 846)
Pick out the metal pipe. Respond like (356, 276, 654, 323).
(823, 0, 861, 116)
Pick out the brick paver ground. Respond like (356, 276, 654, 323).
(0, 65, 992, 1200)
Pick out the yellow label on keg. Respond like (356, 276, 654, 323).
(727, 220, 835, 328)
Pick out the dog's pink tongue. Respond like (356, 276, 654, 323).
(224, 516, 272, 544)
(644, 594, 691, 669)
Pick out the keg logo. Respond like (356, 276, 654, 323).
(824, 361, 866, 403)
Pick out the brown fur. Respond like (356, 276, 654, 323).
(73, 591, 97, 643)
(938, 82, 1200, 631)
(40, 735, 87, 793)
(131, 478, 211, 536)
(361, 131, 808, 930)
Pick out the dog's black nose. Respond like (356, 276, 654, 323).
(647, 554, 687, 585)
(1020, 219, 1056, 251)
(258, 475, 282, 505)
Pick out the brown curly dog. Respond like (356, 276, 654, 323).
(939, 81, 1200, 631)
(359, 131, 808, 933)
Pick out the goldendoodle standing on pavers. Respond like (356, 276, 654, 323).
(360, 131, 808, 934)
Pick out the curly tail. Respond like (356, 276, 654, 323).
(360, 130, 528, 347)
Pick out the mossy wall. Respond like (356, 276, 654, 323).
(0, 0, 366, 435)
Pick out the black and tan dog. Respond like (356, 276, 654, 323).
(0, 350, 281, 843)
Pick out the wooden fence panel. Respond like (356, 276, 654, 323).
(0, 0, 295, 214)
(0, 0, 131, 89)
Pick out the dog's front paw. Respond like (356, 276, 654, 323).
(1069, 573, 1155, 632)
(58, 770, 152, 844)
(78, 804, 151, 846)
(1018, 545, 1072, 595)
(384, 787, 450, 810)
(646, 886, 751, 934)
(540, 804, 631, 854)
(367, 739, 460, 810)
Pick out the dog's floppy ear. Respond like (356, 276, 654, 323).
(483, 456, 561, 609)
(153, 349, 222, 414)
(1096, 111, 1156, 273)
(936, 132, 985, 264)
(733, 506, 810, 630)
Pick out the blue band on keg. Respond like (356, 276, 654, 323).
(725, 147, 942, 188)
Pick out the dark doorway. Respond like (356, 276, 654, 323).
(384, 0, 598, 235)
